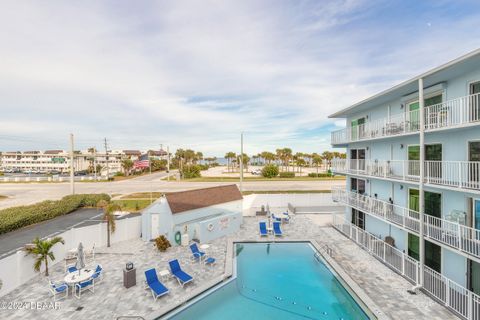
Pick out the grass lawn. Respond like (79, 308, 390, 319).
(174, 176, 345, 182)
(120, 192, 164, 199)
(112, 199, 154, 212)
(242, 190, 332, 195)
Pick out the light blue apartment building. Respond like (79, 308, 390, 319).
(329, 49, 480, 304)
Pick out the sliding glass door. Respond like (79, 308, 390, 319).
(351, 117, 365, 141)
(407, 189, 442, 272)
(469, 141, 480, 188)
(470, 81, 480, 122)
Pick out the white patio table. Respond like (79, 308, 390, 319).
(64, 269, 95, 295)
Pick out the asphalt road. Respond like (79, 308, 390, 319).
(0, 208, 102, 256)
(0, 171, 345, 209)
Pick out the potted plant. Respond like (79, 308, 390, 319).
(155, 235, 171, 252)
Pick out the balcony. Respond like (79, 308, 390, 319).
(332, 187, 480, 260)
(332, 213, 480, 320)
(331, 93, 480, 145)
(331, 158, 480, 192)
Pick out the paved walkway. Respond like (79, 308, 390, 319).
(0, 215, 456, 320)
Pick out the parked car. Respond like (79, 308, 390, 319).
(250, 169, 262, 175)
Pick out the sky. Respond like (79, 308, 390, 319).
(1, 0, 480, 156)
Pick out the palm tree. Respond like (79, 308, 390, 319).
(322, 151, 334, 169)
(225, 152, 236, 173)
(312, 154, 323, 174)
(121, 159, 134, 176)
(24, 236, 65, 276)
(261, 151, 275, 164)
(238, 153, 250, 171)
(97, 200, 121, 247)
(294, 152, 304, 172)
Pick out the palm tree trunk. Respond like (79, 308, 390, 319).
(107, 222, 111, 247)
(45, 257, 49, 276)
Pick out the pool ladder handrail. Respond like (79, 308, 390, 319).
(315, 244, 334, 259)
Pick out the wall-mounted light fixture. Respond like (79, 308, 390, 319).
(374, 193, 378, 198)
(366, 115, 369, 119)
(400, 185, 404, 190)
(400, 104, 404, 109)
(400, 144, 404, 149)
(366, 146, 369, 151)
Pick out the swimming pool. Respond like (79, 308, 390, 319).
(167, 242, 370, 319)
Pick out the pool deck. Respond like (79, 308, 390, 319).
(0, 215, 457, 320)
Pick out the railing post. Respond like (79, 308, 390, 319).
(458, 223, 463, 252)
(468, 291, 472, 320)
(383, 242, 386, 260)
(402, 254, 405, 275)
(446, 279, 450, 307)
(459, 162, 462, 188)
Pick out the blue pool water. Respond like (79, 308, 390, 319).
(168, 242, 370, 320)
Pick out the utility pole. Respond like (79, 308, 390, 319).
(240, 132, 244, 192)
(104, 138, 109, 179)
(69, 133, 75, 194)
(418, 78, 425, 288)
(93, 148, 97, 181)
(167, 146, 170, 182)
(149, 153, 153, 204)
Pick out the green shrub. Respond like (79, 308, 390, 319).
(279, 171, 295, 178)
(114, 172, 124, 177)
(181, 165, 202, 179)
(198, 164, 209, 171)
(0, 193, 110, 235)
(261, 164, 279, 178)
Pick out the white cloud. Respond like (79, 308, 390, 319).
(0, 1, 479, 155)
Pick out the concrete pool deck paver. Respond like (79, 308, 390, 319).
(0, 215, 457, 320)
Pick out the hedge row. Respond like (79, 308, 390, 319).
(279, 172, 295, 178)
(0, 193, 110, 235)
(308, 172, 333, 178)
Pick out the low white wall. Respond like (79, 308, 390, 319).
(0, 216, 141, 297)
(242, 193, 338, 216)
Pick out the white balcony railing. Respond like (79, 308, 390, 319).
(332, 158, 480, 191)
(332, 214, 480, 320)
(332, 187, 480, 259)
(331, 93, 480, 144)
(425, 93, 480, 130)
(331, 109, 419, 144)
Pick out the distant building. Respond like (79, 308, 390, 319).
(142, 185, 243, 244)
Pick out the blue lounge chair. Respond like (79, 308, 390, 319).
(189, 243, 205, 262)
(273, 221, 283, 236)
(169, 259, 193, 287)
(91, 264, 103, 284)
(259, 221, 268, 236)
(145, 269, 169, 301)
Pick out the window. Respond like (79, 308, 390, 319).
(471, 81, 480, 95)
